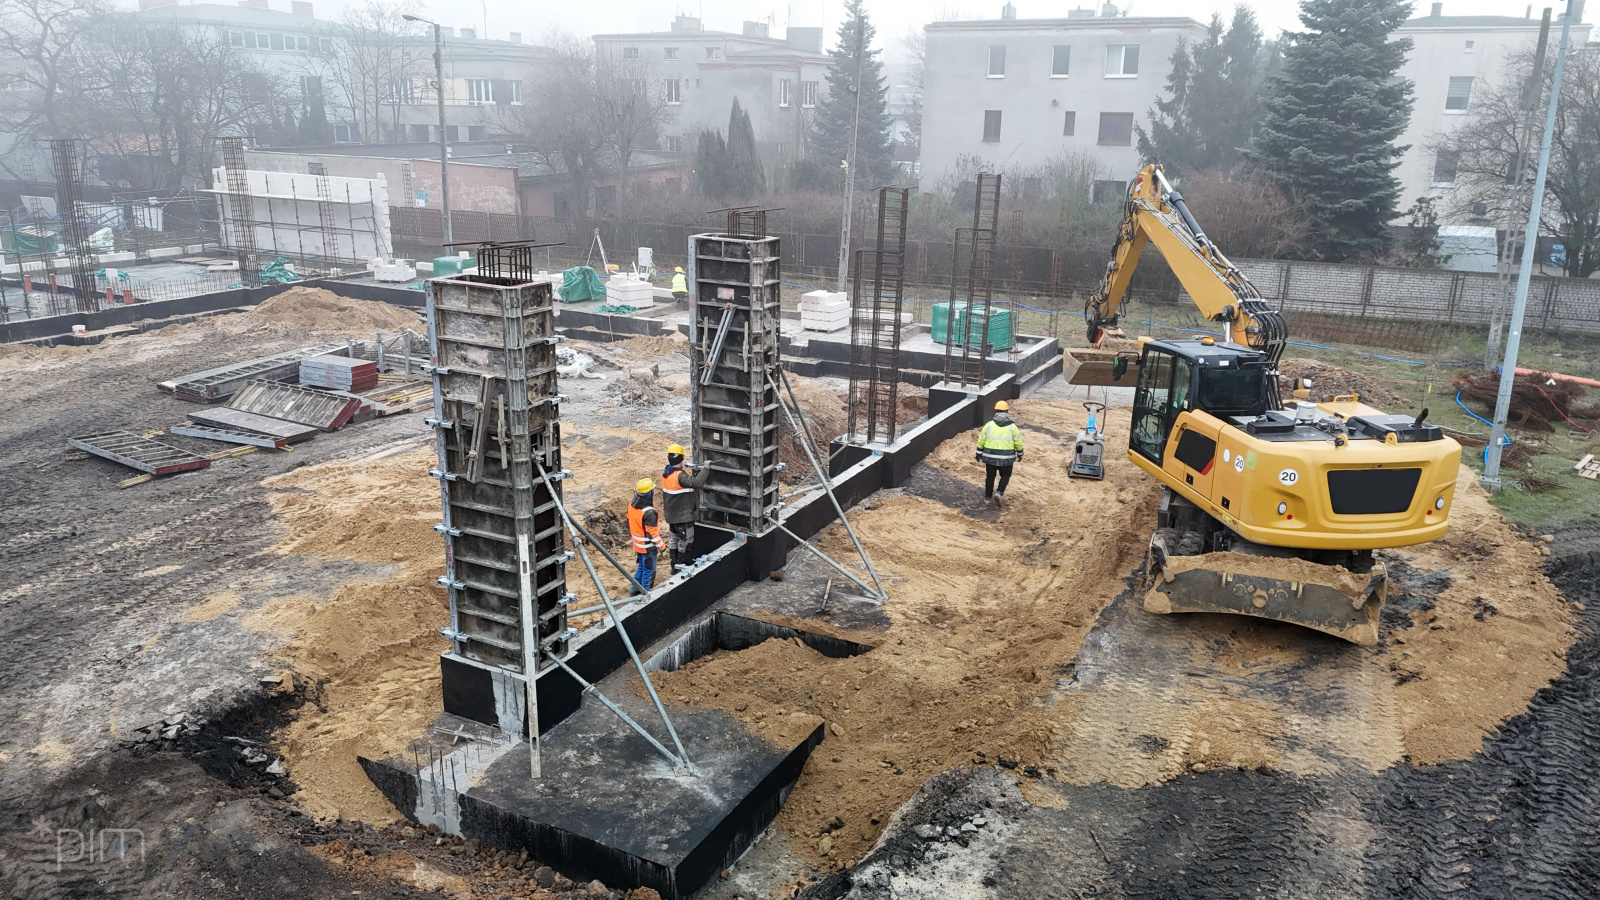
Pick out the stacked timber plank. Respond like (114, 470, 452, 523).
(299, 355, 379, 392)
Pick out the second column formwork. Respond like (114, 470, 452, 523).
(689, 230, 783, 535)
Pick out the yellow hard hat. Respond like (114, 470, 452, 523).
(636, 478, 654, 494)
(667, 443, 685, 455)
(674, 266, 683, 273)
(995, 401, 1009, 412)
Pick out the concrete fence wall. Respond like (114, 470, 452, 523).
(1224, 258, 1600, 335)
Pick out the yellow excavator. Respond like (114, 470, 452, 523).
(1085, 163, 1462, 645)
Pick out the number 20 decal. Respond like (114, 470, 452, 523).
(1278, 468, 1300, 485)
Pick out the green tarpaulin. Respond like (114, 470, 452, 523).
(559, 266, 606, 303)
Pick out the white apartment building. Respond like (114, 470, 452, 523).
(132, 0, 550, 145)
(593, 17, 829, 167)
(920, 4, 1206, 197)
(1397, 3, 1592, 218)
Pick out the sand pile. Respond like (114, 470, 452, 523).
(238, 287, 422, 334)
(780, 378, 848, 475)
(653, 398, 1159, 866)
(1279, 357, 1405, 409)
(605, 333, 689, 363)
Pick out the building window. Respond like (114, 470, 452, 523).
(802, 81, 818, 107)
(1098, 112, 1134, 145)
(318, 37, 332, 52)
(385, 78, 412, 103)
(229, 30, 245, 47)
(983, 110, 1002, 142)
(623, 46, 639, 59)
(706, 46, 721, 59)
(988, 45, 1006, 77)
(1052, 45, 1070, 77)
(507, 80, 521, 104)
(299, 74, 322, 97)
(1063, 111, 1076, 135)
(1446, 76, 1474, 111)
(1092, 180, 1127, 204)
(333, 124, 353, 143)
(467, 125, 486, 141)
(666, 134, 683, 152)
(1465, 39, 1476, 52)
(408, 124, 430, 142)
(447, 125, 462, 141)
(269, 34, 283, 50)
(1433, 150, 1460, 185)
(666, 79, 681, 104)
(466, 79, 494, 104)
(664, 47, 679, 59)
(254, 32, 269, 49)
(779, 78, 792, 107)
(1105, 44, 1140, 77)
(294, 35, 309, 51)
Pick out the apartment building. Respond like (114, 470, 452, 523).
(1396, 3, 1592, 216)
(132, 0, 550, 145)
(920, 4, 1206, 197)
(593, 17, 829, 167)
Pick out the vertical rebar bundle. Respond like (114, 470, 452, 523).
(943, 173, 1002, 387)
(847, 187, 909, 445)
(50, 138, 98, 315)
(220, 137, 259, 285)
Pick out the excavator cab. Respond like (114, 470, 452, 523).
(1130, 340, 1271, 465)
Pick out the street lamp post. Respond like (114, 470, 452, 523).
(404, 14, 452, 247)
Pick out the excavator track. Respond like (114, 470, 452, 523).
(1145, 531, 1386, 645)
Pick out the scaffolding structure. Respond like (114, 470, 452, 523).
(50, 138, 98, 315)
(220, 138, 259, 285)
(943, 173, 1003, 387)
(847, 187, 910, 445)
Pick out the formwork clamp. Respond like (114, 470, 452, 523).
(539, 335, 566, 346)
(428, 467, 459, 481)
(541, 627, 579, 649)
(422, 364, 453, 375)
(439, 627, 469, 643)
(552, 551, 576, 565)
(437, 575, 465, 590)
(433, 523, 464, 537)
(425, 417, 456, 430)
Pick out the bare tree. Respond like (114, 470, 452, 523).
(501, 34, 670, 216)
(899, 26, 924, 161)
(0, 0, 110, 146)
(1177, 168, 1311, 260)
(310, 0, 427, 144)
(1436, 44, 1600, 277)
(82, 20, 291, 190)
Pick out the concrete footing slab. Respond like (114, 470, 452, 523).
(361, 699, 822, 900)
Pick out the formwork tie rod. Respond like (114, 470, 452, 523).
(775, 524, 882, 602)
(535, 462, 695, 774)
(699, 304, 737, 387)
(548, 654, 690, 773)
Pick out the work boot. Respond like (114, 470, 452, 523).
(669, 550, 681, 575)
(983, 495, 992, 507)
(995, 492, 1005, 508)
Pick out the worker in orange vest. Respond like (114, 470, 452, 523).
(628, 478, 666, 592)
(660, 442, 708, 575)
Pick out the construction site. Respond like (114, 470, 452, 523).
(2, 140, 1599, 900)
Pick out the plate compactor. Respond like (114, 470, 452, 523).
(1070, 401, 1107, 480)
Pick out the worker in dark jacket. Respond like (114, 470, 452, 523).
(975, 400, 1024, 506)
(660, 443, 708, 574)
(627, 479, 666, 592)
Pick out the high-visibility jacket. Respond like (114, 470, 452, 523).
(977, 418, 1023, 466)
(670, 272, 688, 294)
(627, 498, 664, 553)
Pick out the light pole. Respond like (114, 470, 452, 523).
(404, 14, 452, 247)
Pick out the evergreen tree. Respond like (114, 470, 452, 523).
(1395, 196, 1451, 268)
(1137, 6, 1268, 176)
(724, 99, 767, 198)
(1248, 0, 1413, 262)
(695, 128, 728, 199)
(809, 0, 894, 187)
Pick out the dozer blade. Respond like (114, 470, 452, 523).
(1144, 547, 1385, 646)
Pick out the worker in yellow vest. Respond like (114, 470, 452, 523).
(627, 479, 666, 592)
(975, 400, 1024, 507)
(670, 266, 688, 309)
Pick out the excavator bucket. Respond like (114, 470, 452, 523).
(1144, 538, 1385, 646)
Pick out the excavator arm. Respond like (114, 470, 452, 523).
(1085, 164, 1287, 364)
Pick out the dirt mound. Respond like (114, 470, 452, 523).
(1279, 357, 1404, 409)
(240, 287, 422, 334)
(605, 369, 669, 407)
(606, 333, 688, 363)
(1453, 369, 1600, 431)
(781, 378, 848, 476)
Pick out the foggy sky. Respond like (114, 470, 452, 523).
(181, 0, 1570, 65)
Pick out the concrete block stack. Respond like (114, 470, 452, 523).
(801, 290, 849, 332)
(606, 275, 655, 308)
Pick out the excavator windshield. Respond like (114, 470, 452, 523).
(1196, 366, 1270, 417)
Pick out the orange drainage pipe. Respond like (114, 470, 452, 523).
(1514, 367, 1600, 388)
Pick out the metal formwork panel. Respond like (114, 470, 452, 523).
(427, 275, 569, 674)
(69, 432, 212, 476)
(690, 233, 783, 534)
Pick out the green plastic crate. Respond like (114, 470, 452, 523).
(933, 302, 1015, 351)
